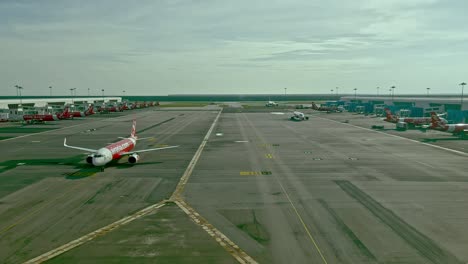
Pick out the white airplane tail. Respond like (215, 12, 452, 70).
(131, 119, 137, 138)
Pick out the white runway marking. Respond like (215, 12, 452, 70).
(316, 116, 468, 157)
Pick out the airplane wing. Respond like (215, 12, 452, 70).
(121, 145, 179, 155)
(63, 138, 98, 152)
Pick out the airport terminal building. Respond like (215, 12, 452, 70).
(340, 95, 468, 122)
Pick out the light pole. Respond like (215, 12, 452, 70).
(377, 86, 380, 96)
(122, 90, 126, 98)
(353, 88, 357, 101)
(88, 88, 90, 96)
(426, 87, 430, 96)
(284, 88, 287, 101)
(101, 89, 105, 103)
(330, 89, 334, 96)
(49, 86, 52, 96)
(390, 86, 396, 102)
(460, 82, 466, 109)
(70, 88, 76, 104)
(15, 85, 23, 106)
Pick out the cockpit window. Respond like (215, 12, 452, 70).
(94, 155, 103, 158)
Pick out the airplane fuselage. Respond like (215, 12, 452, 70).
(92, 138, 136, 166)
(23, 114, 59, 121)
(440, 124, 468, 134)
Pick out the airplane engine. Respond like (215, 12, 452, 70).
(128, 153, 140, 164)
(86, 155, 93, 164)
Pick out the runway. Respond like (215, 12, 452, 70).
(2, 108, 468, 263)
(0, 108, 225, 263)
(184, 111, 468, 264)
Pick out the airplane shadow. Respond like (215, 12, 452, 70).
(0, 155, 164, 180)
(421, 137, 468, 142)
(65, 160, 164, 179)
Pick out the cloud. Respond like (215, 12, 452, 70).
(0, 0, 468, 95)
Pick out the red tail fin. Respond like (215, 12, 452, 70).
(130, 119, 137, 138)
(384, 108, 395, 122)
(430, 112, 443, 128)
(84, 105, 94, 115)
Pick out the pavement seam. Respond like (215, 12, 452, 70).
(170, 110, 222, 200)
(24, 109, 257, 264)
(242, 113, 329, 264)
(174, 200, 257, 264)
(169, 110, 258, 263)
(23, 201, 167, 264)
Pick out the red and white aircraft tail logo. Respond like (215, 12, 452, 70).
(430, 112, 445, 128)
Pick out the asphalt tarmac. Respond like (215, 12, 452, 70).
(2, 107, 468, 264)
(0, 108, 222, 263)
(184, 111, 468, 264)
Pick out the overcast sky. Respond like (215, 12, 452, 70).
(1, 0, 468, 96)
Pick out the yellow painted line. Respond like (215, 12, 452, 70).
(240, 171, 259, 176)
(175, 200, 257, 264)
(169, 110, 258, 263)
(276, 179, 328, 264)
(243, 113, 326, 262)
(265, 154, 274, 159)
(24, 201, 167, 264)
(25, 110, 257, 264)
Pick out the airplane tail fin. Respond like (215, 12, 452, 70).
(130, 119, 137, 138)
(87, 105, 95, 115)
(311, 102, 318, 110)
(384, 108, 394, 121)
(430, 112, 444, 128)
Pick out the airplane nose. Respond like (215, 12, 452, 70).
(92, 158, 104, 166)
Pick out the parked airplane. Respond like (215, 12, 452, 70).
(266, 101, 279, 107)
(64, 120, 178, 171)
(71, 104, 95, 118)
(290, 111, 309, 121)
(23, 106, 72, 122)
(311, 102, 341, 112)
(430, 112, 468, 138)
(119, 102, 129, 111)
(384, 108, 445, 128)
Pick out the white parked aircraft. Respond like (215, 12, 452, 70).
(266, 101, 279, 107)
(290, 111, 309, 121)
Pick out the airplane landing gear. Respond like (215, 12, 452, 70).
(100, 167, 104, 172)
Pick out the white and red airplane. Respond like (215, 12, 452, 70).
(71, 104, 95, 118)
(384, 108, 445, 127)
(311, 102, 341, 113)
(64, 120, 178, 171)
(430, 112, 468, 138)
(23, 106, 72, 122)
